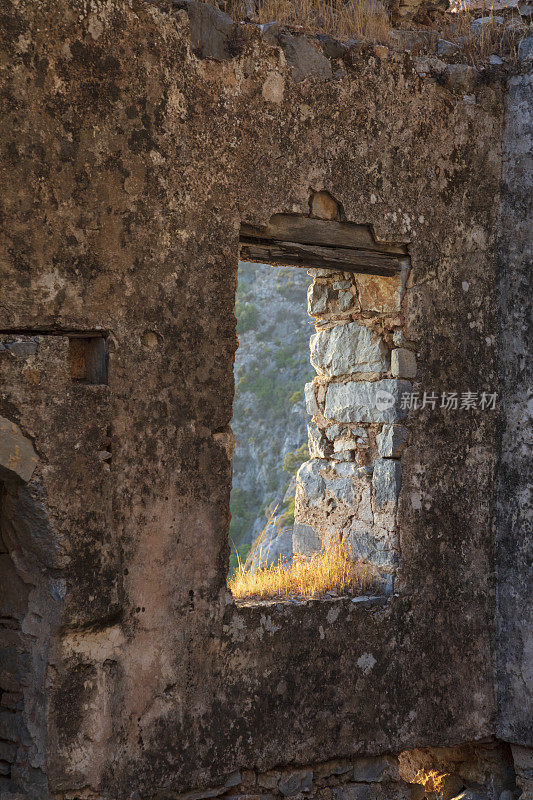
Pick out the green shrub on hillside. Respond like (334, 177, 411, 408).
(283, 443, 310, 474)
(289, 390, 303, 404)
(236, 299, 259, 333)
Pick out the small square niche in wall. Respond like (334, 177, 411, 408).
(69, 336, 108, 385)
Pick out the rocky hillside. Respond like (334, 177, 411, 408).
(229, 261, 314, 574)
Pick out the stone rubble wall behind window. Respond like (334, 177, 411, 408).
(294, 268, 416, 594)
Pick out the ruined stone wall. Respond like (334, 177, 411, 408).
(0, 0, 530, 797)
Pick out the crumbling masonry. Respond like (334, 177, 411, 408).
(0, 1, 531, 798)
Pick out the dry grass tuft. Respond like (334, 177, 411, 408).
(219, 0, 392, 42)
(229, 538, 374, 601)
(443, 9, 524, 65)
(257, 0, 391, 41)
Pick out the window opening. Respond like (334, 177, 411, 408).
(229, 206, 411, 603)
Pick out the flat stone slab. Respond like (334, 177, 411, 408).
(310, 322, 389, 377)
(377, 424, 409, 458)
(296, 459, 327, 504)
(0, 416, 39, 482)
(372, 459, 402, 507)
(293, 523, 321, 556)
(324, 380, 411, 423)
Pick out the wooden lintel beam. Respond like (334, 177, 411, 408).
(239, 240, 407, 277)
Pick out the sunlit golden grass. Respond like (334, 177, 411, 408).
(229, 538, 374, 601)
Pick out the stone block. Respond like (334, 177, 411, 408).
(356, 274, 402, 313)
(338, 290, 354, 311)
(445, 64, 478, 94)
(315, 760, 353, 779)
(372, 460, 402, 507)
(325, 474, 355, 506)
(257, 774, 279, 790)
(310, 323, 389, 376)
(333, 437, 359, 452)
(278, 770, 313, 795)
(296, 460, 326, 504)
(324, 380, 411, 424)
(337, 782, 410, 800)
(307, 269, 334, 277)
(344, 528, 398, 567)
(316, 34, 346, 59)
(518, 35, 533, 61)
(259, 21, 281, 44)
(311, 191, 338, 220)
(304, 382, 319, 416)
(331, 451, 354, 462)
(352, 756, 400, 783)
(471, 15, 504, 29)
(376, 425, 409, 458)
(227, 796, 275, 800)
(186, 2, 242, 61)
(391, 348, 416, 379)
(0, 711, 20, 743)
(308, 422, 329, 458)
(325, 424, 342, 440)
(307, 283, 328, 315)
(0, 556, 28, 621)
(0, 416, 39, 482)
(0, 742, 17, 763)
(6, 341, 38, 358)
(437, 39, 462, 57)
(279, 34, 333, 82)
(293, 524, 321, 557)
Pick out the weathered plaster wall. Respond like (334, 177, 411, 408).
(0, 0, 522, 797)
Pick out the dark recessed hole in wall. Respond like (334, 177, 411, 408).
(69, 337, 108, 385)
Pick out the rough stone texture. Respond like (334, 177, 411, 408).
(324, 380, 411, 423)
(518, 36, 533, 61)
(308, 421, 329, 458)
(496, 73, 533, 747)
(343, 527, 398, 568)
(0, 417, 39, 483)
(372, 460, 402, 507)
(391, 348, 417, 379)
(186, 2, 243, 61)
(296, 461, 327, 506)
(511, 745, 533, 798)
(292, 523, 321, 556)
(338, 290, 354, 311)
(305, 382, 320, 416)
(311, 191, 339, 220)
(0, 1, 528, 797)
(308, 283, 328, 315)
(377, 425, 409, 458)
(310, 324, 390, 376)
(279, 34, 333, 83)
(356, 275, 402, 313)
